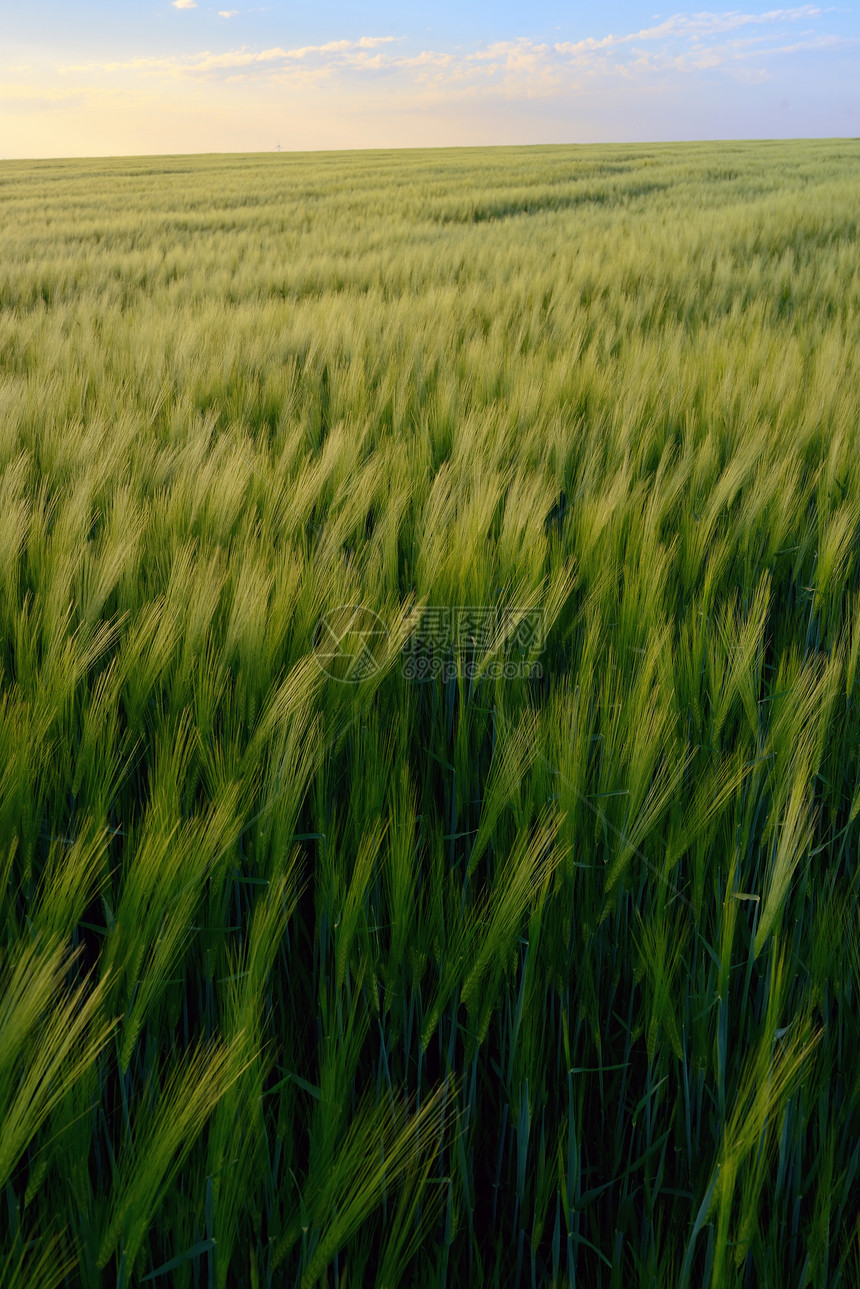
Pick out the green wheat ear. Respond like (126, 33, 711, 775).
(96, 1035, 252, 1273)
(0, 941, 116, 1190)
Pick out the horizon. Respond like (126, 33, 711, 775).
(3, 139, 859, 170)
(5, 135, 858, 166)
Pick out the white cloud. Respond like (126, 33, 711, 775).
(218, 9, 239, 15)
(172, 0, 197, 9)
(62, 36, 401, 78)
(56, 9, 848, 101)
(550, 6, 826, 56)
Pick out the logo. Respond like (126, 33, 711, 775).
(312, 604, 390, 683)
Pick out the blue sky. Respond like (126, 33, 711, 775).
(2, 3, 858, 157)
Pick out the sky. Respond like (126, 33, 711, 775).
(1, 2, 858, 158)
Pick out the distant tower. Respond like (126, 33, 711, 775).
(276, 141, 282, 152)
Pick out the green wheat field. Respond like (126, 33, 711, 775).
(1, 139, 860, 1288)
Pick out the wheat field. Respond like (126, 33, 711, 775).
(1, 139, 860, 1287)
